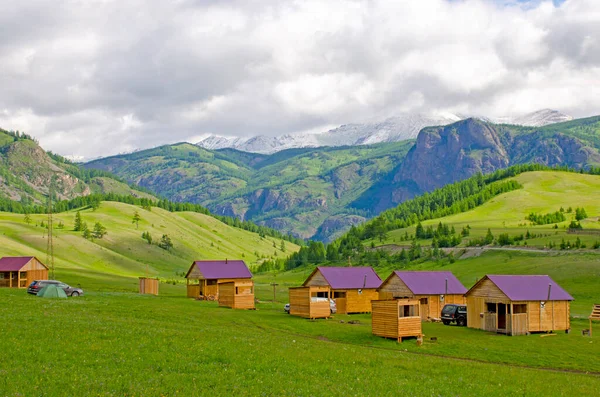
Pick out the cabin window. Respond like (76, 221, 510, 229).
(333, 291, 346, 298)
(420, 298, 428, 305)
(513, 304, 527, 314)
(0, 273, 4, 279)
(20, 272, 26, 279)
(399, 304, 418, 318)
(207, 280, 217, 285)
(235, 287, 239, 295)
(486, 303, 497, 313)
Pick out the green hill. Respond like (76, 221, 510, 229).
(0, 201, 300, 289)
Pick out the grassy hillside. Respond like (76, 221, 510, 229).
(0, 201, 300, 288)
(379, 171, 600, 249)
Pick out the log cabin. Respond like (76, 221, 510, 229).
(218, 280, 255, 310)
(378, 271, 467, 321)
(302, 266, 382, 314)
(371, 299, 422, 342)
(0, 257, 48, 288)
(185, 260, 252, 299)
(466, 275, 573, 335)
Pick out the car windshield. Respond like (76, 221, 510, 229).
(442, 305, 456, 314)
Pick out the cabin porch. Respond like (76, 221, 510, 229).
(0, 271, 29, 289)
(481, 301, 528, 336)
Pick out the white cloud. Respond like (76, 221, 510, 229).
(0, 0, 598, 159)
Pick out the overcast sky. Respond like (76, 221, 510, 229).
(0, 0, 598, 159)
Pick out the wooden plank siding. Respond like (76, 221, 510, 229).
(218, 280, 255, 310)
(333, 289, 378, 314)
(139, 278, 159, 295)
(372, 299, 422, 342)
(289, 286, 330, 319)
(0, 258, 48, 289)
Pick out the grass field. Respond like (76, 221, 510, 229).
(0, 201, 299, 286)
(379, 171, 600, 249)
(1, 287, 599, 396)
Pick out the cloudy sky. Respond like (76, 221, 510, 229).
(0, 0, 598, 159)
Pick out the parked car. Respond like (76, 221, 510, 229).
(441, 304, 467, 326)
(284, 298, 337, 314)
(27, 280, 84, 297)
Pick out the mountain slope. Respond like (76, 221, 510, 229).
(0, 128, 155, 204)
(86, 142, 414, 241)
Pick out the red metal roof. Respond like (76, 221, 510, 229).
(482, 275, 573, 301)
(309, 266, 382, 289)
(393, 271, 467, 295)
(0, 257, 34, 272)
(188, 260, 252, 279)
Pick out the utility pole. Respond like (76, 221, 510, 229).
(270, 283, 279, 303)
(46, 177, 55, 280)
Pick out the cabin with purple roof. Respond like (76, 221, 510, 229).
(378, 271, 467, 321)
(185, 260, 253, 308)
(466, 275, 573, 335)
(296, 266, 382, 315)
(0, 256, 48, 289)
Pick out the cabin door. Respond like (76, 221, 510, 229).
(497, 303, 507, 330)
(419, 298, 428, 321)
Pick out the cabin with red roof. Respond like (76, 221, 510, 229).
(0, 256, 48, 289)
(378, 271, 467, 321)
(185, 260, 253, 308)
(293, 266, 382, 315)
(465, 275, 573, 335)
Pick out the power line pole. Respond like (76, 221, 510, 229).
(46, 178, 55, 279)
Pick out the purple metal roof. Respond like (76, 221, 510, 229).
(487, 275, 573, 301)
(0, 257, 34, 272)
(314, 266, 382, 289)
(192, 260, 252, 279)
(393, 271, 467, 295)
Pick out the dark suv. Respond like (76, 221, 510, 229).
(441, 304, 467, 326)
(27, 280, 84, 297)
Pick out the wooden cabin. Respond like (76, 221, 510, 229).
(288, 286, 331, 319)
(466, 275, 573, 335)
(185, 260, 252, 300)
(0, 257, 48, 288)
(372, 299, 422, 342)
(302, 266, 382, 314)
(378, 271, 467, 321)
(218, 280, 255, 310)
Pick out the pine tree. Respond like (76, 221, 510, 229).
(158, 234, 173, 251)
(74, 211, 82, 231)
(93, 222, 107, 239)
(142, 231, 152, 244)
(280, 240, 286, 252)
(484, 228, 494, 245)
(24, 213, 31, 224)
(132, 211, 142, 229)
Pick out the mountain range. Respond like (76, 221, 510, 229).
(197, 109, 572, 154)
(85, 114, 600, 242)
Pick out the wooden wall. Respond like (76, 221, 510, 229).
(289, 287, 330, 319)
(527, 300, 570, 332)
(416, 294, 466, 320)
(303, 270, 329, 287)
(372, 299, 422, 342)
(219, 280, 255, 310)
(378, 275, 413, 300)
(139, 278, 159, 295)
(187, 284, 200, 298)
(334, 289, 378, 314)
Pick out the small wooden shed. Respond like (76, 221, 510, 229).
(139, 277, 159, 295)
(0, 257, 48, 288)
(372, 299, 422, 342)
(288, 286, 331, 319)
(185, 259, 252, 300)
(466, 275, 573, 335)
(218, 280, 255, 310)
(302, 266, 382, 314)
(378, 271, 467, 321)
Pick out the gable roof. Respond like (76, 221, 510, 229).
(186, 260, 252, 279)
(391, 271, 467, 295)
(307, 266, 382, 289)
(0, 256, 36, 272)
(472, 275, 573, 301)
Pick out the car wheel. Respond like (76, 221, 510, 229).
(442, 320, 450, 325)
(71, 291, 80, 297)
(457, 317, 466, 326)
